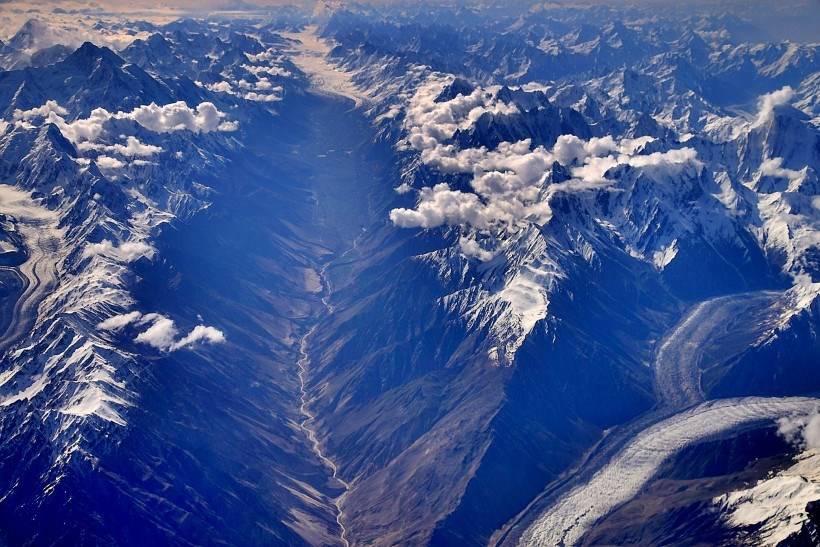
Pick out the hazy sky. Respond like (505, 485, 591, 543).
(1, 0, 818, 43)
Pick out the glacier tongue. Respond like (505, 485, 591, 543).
(522, 398, 820, 547)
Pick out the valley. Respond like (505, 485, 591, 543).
(0, 4, 817, 546)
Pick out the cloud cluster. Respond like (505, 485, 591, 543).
(11, 100, 237, 170)
(197, 44, 291, 104)
(1, 16, 153, 53)
(13, 100, 68, 121)
(12, 100, 238, 146)
(389, 76, 700, 258)
(203, 78, 283, 103)
(402, 75, 519, 155)
(243, 47, 292, 78)
(242, 63, 291, 78)
(77, 136, 162, 157)
(125, 101, 237, 133)
(97, 311, 225, 352)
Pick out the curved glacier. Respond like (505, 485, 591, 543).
(0, 185, 63, 355)
(653, 291, 782, 410)
(522, 397, 820, 546)
(513, 290, 816, 546)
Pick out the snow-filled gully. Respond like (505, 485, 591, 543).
(514, 291, 820, 546)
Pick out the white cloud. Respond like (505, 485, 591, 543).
(778, 412, 820, 449)
(755, 86, 795, 126)
(255, 78, 273, 90)
(83, 239, 155, 263)
(78, 136, 162, 157)
(13, 100, 238, 146)
(459, 236, 496, 261)
(95, 155, 125, 170)
(125, 101, 233, 134)
(120, 313, 227, 352)
(402, 75, 519, 155)
(245, 49, 283, 63)
(203, 79, 281, 102)
(217, 120, 239, 132)
(242, 64, 292, 78)
(97, 311, 142, 331)
(806, 415, 820, 448)
(390, 183, 494, 229)
(390, 76, 699, 242)
(395, 182, 413, 194)
(12, 100, 68, 121)
(170, 325, 226, 350)
(243, 91, 281, 102)
(206, 81, 234, 94)
(42, 107, 111, 143)
(135, 315, 178, 350)
(759, 156, 806, 186)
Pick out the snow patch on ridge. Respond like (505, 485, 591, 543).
(714, 451, 820, 546)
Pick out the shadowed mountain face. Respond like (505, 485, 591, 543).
(0, 3, 818, 546)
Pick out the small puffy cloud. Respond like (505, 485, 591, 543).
(121, 137, 162, 156)
(778, 412, 820, 450)
(459, 236, 495, 262)
(553, 134, 654, 166)
(243, 92, 281, 102)
(217, 120, 239, 132)
(203, 79, 281, 102)
(244, 49, 283, 63)
(46, 107, 112, 143)
(395, 182, 413, 194)
(170, 325, 226, 351)
(83, 239, 155, 263)
(12, 100, 67, 121)
(755, 86, 794, 126)
(255, 78, 273, 90)
(552, 134, 589, 166)
(135, 315, 177, 350)
(759, 157, 806, 186)
(97, 311, 142, 331)
(206, 81, 234, 94)
(242, 64, 292, 78)
(78, 136, 162, 157)
(95, 155, 125, 170)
